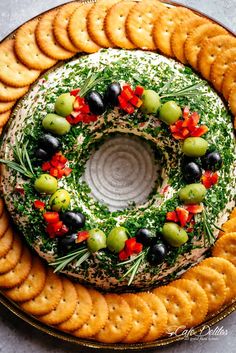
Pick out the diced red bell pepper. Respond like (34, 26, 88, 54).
(172, 132, 185, 140)
(211, 172, 219, 185)
(80, 104, 90, 114)
(15, 187, 25, 195)
(63, 167, 72, 176)
(46, 221, 63, 238)
(191, 125, 209, 137)
(125, 104, 135, 114)
(133, 242, 143, 254)
(43, 212, 60, 224)
(187, 213, 194, 223)
(121, 88, 134, 101)
(166, 211, 178, 222)
(118, 95, 127, 108)
(125, 237, 137, 256)
(89, 114, 98, 122)
(70, 88, 80, 96)
(185, 204, 203, 214)
(42, 161, 51, 171)
(50, 167, 59, 177)
(34, 200, 45, 210)
(202, 171, 218, 189)
(182, 128, 190, 137)
(183, 107, 190, 120)
(134, 85, 144, 97)
(119, 249, 129, 261)
(57, 169, 65, 179)
(76, 230, 90, 243)
(130, 95, 143, 108)
(122, 85, 133, 94)
(176, 207, 189, 227)
(56, 224, 69, 236)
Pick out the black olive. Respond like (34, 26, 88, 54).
(147, 242, 167, 265)
(35, 148, 50, 161)
(85, 91, 106, 115)
(183, 161, 202, 183)
(39, 134, 61, 155)
(61, 211, 86, 230)
(201, 151, 222, 171)
(136, 228, 154, 246)
(58, 233, 78, 253)
(104, 82, 121, 106)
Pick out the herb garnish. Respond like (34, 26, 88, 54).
(202, 209, 224, 246)
(0, 139, 35, 179)
(117, 248, 148, 286)
(50, 246, 91, 273)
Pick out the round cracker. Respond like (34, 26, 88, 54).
(0, 110, 11, 127)
(126, 0, 165, 51)
(219, 218, 236, 238)
(0, 39, 40, 88)
(73, 288, 108, 338)
(4, 256, 46, 302)
(222, 63, 236, 100)
(68, 4, 101, 53)
(14, 19, 57, 71)
(0, 101, 15, 114)
(171, 17, 209, 64)
(183, 265, 226, 313)
(212, 232, 236, 267)
(0, 199, 5, 219)
(21, 268, 62, 315)
(184, 23, 228, 70)
(0, 245, 32, 289)
(39, 278, 77, 325)
(138, 292, 167, 342)
(229, 207, 236, 220)
(87, 0, 118, 48)
(198, 35, 236, 80)
(229, 85, 236, 116)
(0, 226, 14, 258)
(153, 286, 191, 334)
(95, 293, 132, 343)
(200, 257, 236, 303)
(210, 48, 236, 91)
(0, 81, 29, 102)
(53, 2, 80, 53)
(170, 279, 208, 328)
(57, 283, 92, 331)
(122, 293, 152, 343)
(36, 10, 75, 60)
(104, 1, 136, 49)
(0, 233, 22, 274)
(0, 210, 10, 238)
(153, 6, 197, 57)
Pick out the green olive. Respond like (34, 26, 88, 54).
(179, 183, 207, 204)
(159, 101, 182, 125)
(49, 189, 71, 211)
(55, 93, 75, 117)
(141, 90, 161, 114)
(42, 114, 71, 136)
(107, 227, 128, 253)
(182, 137, 208, 157)
(34, 174, 58, 194)
(87, 229, 107, 253)
(162, 222, 188, 247)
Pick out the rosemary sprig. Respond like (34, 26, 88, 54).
(202, 210, 215, 247)
(160, 82, 205, 99)
(49, 247, 91, 273)
(117, 249, 148, 286)
(0, 139, 35, 179)
(79, 70, 108, 97)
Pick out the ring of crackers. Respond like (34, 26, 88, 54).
(0, 0, 235, 348)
